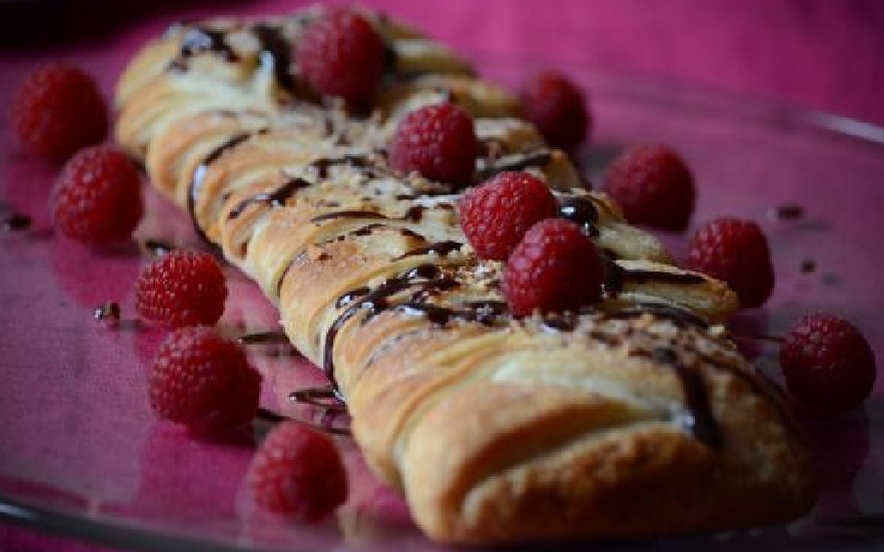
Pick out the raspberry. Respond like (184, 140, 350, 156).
(49, 145, 143, 243)
(504, 219, 604, 316)
(149, 327, 261, 436)
(248, 421, 348, 520)
(780, 313, 877, 413)
(9, 63, 108, 162)
(135, 250, 228, 328)
(520, 71, 589, 150)
(603, 144, 695, 232)
(296, 8, 385, 109)
(460, 171, 557, 260)
(389, 103, 478, 188)
(686, 218, 774, 308)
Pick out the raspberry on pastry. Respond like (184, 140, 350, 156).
(504, 218, 604, 315)
(389, 102, 478, 188)
(460, 171, 557, 260)
(296, 8, 385, 109)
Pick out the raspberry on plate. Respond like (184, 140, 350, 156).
(296, 8, 385, 109)
(504, 218, 604, 316)
(135, 249, 228, 328)
(9, 62, 108, 162)
(50, 145, 143, 243)
(389, 102, 478, 188)
(149, 327, 261, 436)
(780, 313, 877, 414)
(460, 171, 557, 260)
(686, 217, 774, 308)
(520, 71, 589, 150)
(602, 144, 695, 232)
(248, 420, 348, 520)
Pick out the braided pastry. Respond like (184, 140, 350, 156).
(116, 6, 815, 543)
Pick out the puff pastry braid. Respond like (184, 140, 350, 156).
(116, 6, 816, 543)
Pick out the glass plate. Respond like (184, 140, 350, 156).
(1, 42, 883, 552)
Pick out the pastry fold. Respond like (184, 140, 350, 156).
(116, 6, 815, 543)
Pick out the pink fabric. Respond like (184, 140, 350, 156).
(361, 0, 884, 126)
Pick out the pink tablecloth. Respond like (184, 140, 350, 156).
(1, 1, 882, 550)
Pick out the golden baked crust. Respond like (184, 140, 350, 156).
(115, 6, 815, 543)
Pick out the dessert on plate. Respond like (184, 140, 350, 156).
(114, 5, 816, 543)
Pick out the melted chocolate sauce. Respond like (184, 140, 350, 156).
(396, 299, 507, 326)
(2, 213, 31, 231)
(770, 204, 805, 221)
(189, 133, 252, 242)
(289, 386, 347, 411)
(403, 205, 424, 222)
(649, 347, 723, 448)
(238, 331, 290, 345)
(310, 210, 390, 223)
(602, 257, 706, 297)
(227, 177, 311, 219)
(255, 407, 286, 422)
(478, 150, 552, 179)
(558, 197, 599, 237)
(310, 154, 370, 179)
(323, 265, 454, 388)
(178, 26, 238, 64)
(93, 301, 121, 322)
(252, 24, 297, 97)
(143, 238, 175, 257)
(394, 240, 463, 260)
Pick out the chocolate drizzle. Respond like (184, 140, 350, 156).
(310, 154, 370, 179)
(252, 23, 297, 97)
(478, 150, 553, 179)
(189, 133, 252, 241)
(649, 347, 723, 448)
(396, 300, 507, 326)
(602, 257, 706, 297)
(175, 26, 238, 67)
(227, 177, 311, 219)
(323, 264, 456, 389)
(310, 210, 390, 223)
(559, 196, 599, 237)
(2, 213, 31, 231)
(394, 240, 463, 260)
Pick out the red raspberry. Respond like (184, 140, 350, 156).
(520, 71, 589, 150)
(389, 103, 478, 188)
(460, 171, 557, 260)
(248, 421, 348, 520)
(296, 8, 385, 109)
(686, 218, 774, 308)
(603, 144, 695, 232)
(135, 250, 228, 328)
(9, 63, 108, 162)
(780, 313, 877, 413)
(50, 145, 143, 243)
(149, 327, 261, 436)
(504, 219, 604, 316)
